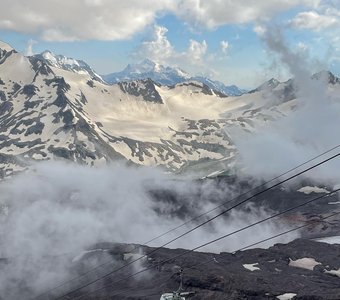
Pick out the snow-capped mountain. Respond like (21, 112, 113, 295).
(33, 53, 246, 96)
(0, 41, 339, 178)
(191, 75, 247, 96)
(102, 59, 190, 86)
(311, 70, 340, 84)
(102, 59, 246, 96)
(34, 50, 104, 83)
(251, 78, 281, 93)
(249, 71, 338, 101)
(0, 43, 236, 177)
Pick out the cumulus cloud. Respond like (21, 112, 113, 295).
(0, 0, 323, 41)
(175, 0, 321, 29)
(291, 10, 339, 31)
(133, 25, 208, 67)
(0, 0, 175, 41)
(187, 39, 207, 64)
(297, 41, 308, 50)
(134, 25, 174, 64)
(220, 40, 229, 53)
(25, 39, 37, 56)
(253, 25, 267, 36)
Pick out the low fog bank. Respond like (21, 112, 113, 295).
(230, 28, 340, 186)
(0, 161, 298, 299)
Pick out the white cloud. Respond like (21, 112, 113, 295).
(175, 0, 321, 29)
(134, 25, 174, 64)
(291, 10, 339, 31)
(220, 40, 229, 53)
(25, 39, 37, 56)
(253, 25, 267, 36)
(231, 27, 340, 182)
(85, 0, 104, 6)
(134, 25, 208, 67)
(297, 41, 308, 51)
(187, 39, 207, 64)
(0, 0, 323, 41)
(0, 0, 175, 41)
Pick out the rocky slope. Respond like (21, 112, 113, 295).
(87, 239, 340, 299)
(12, 239, 340, 300)
(0, 41, 339, 179)
(34, 50, 105, 83)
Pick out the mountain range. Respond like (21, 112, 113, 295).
(35, 50, 105, 83)
(0, 41, 339, 178)
(36, 51, 246, 96)
(101, 58, 247, 96)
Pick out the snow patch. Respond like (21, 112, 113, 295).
(160, 293, 185, 300)
(243, 263, 260, 271)
(328, 201, 340, 205)
(206, 169, 225, 178)
(315, 235, 340, 244)
(297, 186, 329, 195)
(289, 257, 321, 270)
(324, 268, 340, 277)
(276, 293, 297, 300)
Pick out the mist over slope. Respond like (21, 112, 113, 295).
(231, 29, 340, 184)
(0, 161, 304, 300)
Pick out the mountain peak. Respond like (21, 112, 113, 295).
(103, 60, 244, 96)
(124, 59, 176, 76)
(140, 58, 157, 67)
(35, 51, 104, 83)
(253, 78, 280, 92)
(40, 50, 59, 65)
(311, 70, 339, 84)
(0, 41, 14, 52)
(40, 50, 81, 68)
(124, 59, 157, 74)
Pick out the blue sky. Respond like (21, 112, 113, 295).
(0, 0, 339, 88)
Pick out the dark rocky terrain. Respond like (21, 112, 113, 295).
(149, 176, 340, 240)
(6, 176, 335, 300)
(35, 239, 340, 300)
(1, 173, 339, 300)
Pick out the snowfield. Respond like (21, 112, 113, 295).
(0, 41, 340, 178)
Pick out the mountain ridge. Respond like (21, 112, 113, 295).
(0, 41, 339, 178)
(102, 58, 247, 96)
(34, 50, 246, 96)
(34, 50, 105, 83)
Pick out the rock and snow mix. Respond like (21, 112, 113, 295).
(2, 41, 322, 178)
